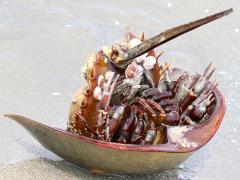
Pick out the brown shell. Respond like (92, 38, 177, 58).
(68, 51, 109, 133)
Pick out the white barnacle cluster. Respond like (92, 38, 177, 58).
(168, 126, 198, 148)
(93, 71, 115, 101)
(143, 56, 157, 70)
(121, 38, 157, 87)
(129, 38, 157, 70)
(124, 61, 143, 85)
(94, 37, 158, 101)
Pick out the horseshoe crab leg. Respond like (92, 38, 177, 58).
(119, 8, 233, 64)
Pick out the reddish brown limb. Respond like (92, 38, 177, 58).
(180, 91, 197, 112)
(146, 99, 165, 114)
(138, 98, 156, 116)
(100, 74, 120, 110)
(116, 111, 136, 143)
(108, 106, 125, 140)
(153, 92, 173, 102)
(146, 99, 166, 125)
(142, 87, 161, 98)
(105, 74, 120, 110)
(165, 111, 180, 125)
(194, 82, 218, 105)
(159, 99, 176, 108)
(165, 105, 180, 113)
(131, 119, 144, 144)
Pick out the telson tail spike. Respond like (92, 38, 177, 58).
(120, 8, 233, 63)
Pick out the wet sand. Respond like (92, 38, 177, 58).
(0, 0, 240, 179)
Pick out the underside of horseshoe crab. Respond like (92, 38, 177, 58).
(4, 8, 231, 175)
(67, 9, 232, 146)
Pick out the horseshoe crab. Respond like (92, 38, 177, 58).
(4, 9, 231, 175)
